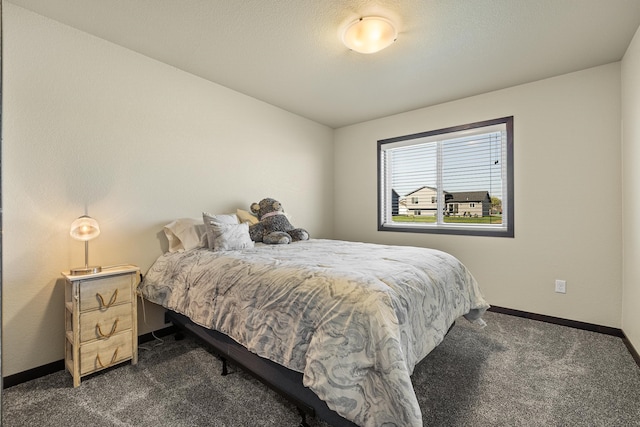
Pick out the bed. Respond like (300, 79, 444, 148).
(138, 238, 489, 427)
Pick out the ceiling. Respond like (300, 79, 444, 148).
(8, 0, 640, 128)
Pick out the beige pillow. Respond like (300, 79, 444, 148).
(163, 218, 207, 252)
(236, 208, 259, 225)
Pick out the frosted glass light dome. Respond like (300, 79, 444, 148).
(342, 17, 397, 54)
(69, 215, 101, 275)
(70, 215, 101, 241)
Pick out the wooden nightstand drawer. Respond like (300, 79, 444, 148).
(79, 303, 133, 343)
(79, 331, 133, 375)
(79, 274, 132, 312)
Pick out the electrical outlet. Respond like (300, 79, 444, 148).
(555, 279, 566, 294)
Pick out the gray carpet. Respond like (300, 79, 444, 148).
(3, 311, 640, 426)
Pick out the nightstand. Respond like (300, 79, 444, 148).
(62, 265, 140, 387)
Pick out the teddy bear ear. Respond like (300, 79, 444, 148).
(250, 203, 260, 214)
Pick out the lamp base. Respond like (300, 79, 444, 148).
(70, 265, 102, 275)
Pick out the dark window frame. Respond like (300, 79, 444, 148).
(377, 116, 514, 238)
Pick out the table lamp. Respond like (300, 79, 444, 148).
(69, 215, 102, 275)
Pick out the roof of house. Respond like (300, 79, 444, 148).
(400, 187, 491, 202)
(446, 191, 491, 203)
(401, 186, 438, 197)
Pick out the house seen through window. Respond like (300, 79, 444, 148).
(378, 116, 514, 237)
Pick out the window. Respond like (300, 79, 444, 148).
(378, 116, 514, 237)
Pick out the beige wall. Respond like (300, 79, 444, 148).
(2, 3, 637, 378)
(335, 64, 623, 328)
(622, 26, 640, 353)
(1, 4, 334, 376)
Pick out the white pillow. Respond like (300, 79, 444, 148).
(236, 208, 259, 225)
(163, 218, 208, 253)
(202, 212, 240, 250)
(209, 222, 254, 251)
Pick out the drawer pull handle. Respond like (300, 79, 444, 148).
(96, 289, 118, 309)
(96, 319, 119, 339)
(96, 348, 119, 369)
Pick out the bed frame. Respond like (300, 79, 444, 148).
(166, 310, 456, 427)
(165, 310, 359, 427)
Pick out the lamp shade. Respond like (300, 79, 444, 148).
(70, 215, 100, 241)
(69, 215, 101, 275)
(342, 17, 397, 54)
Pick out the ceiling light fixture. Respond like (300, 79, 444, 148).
(341, 16, 397, 54)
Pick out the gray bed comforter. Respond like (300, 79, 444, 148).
(138, 239, 489, 427)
